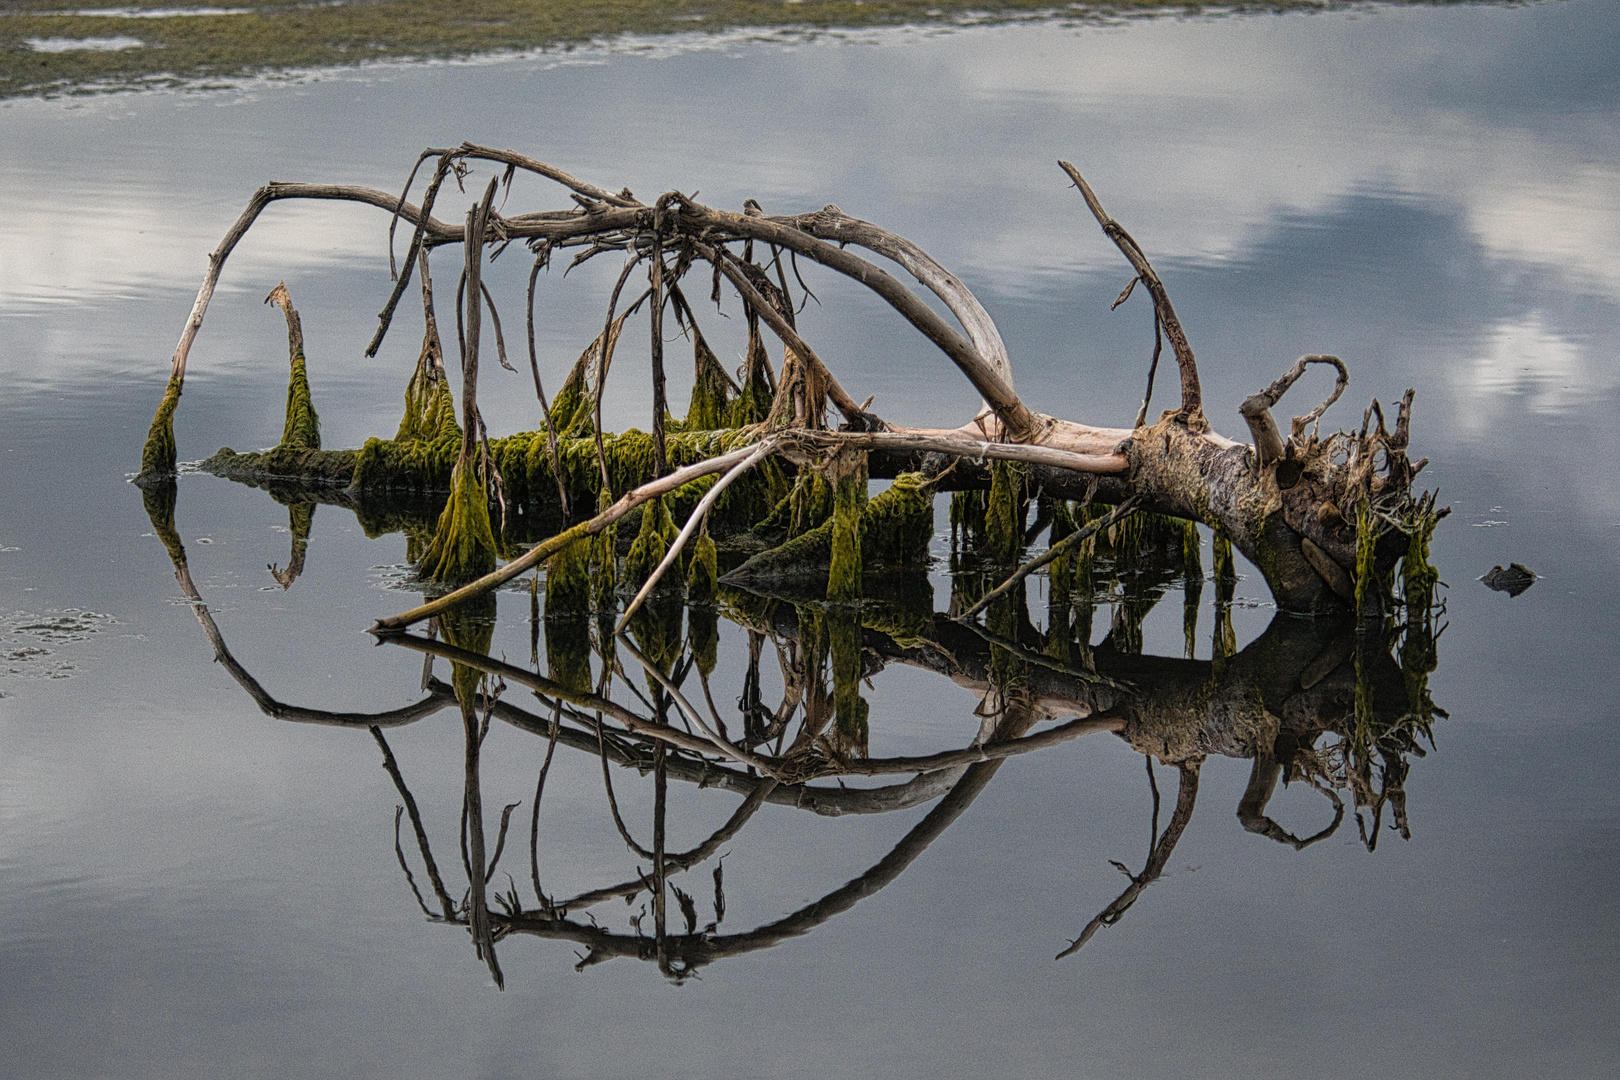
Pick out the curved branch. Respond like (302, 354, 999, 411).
(772, 205, 1015, 395)
(681, 201, 1037, 441)
(169, 182, 459, 382)
(452, 143, 642, 209)
(1238, 354, 1349, 467)
(1059, 161, 1204, 430)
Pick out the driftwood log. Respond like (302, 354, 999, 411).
(136, 144, 1442, 626)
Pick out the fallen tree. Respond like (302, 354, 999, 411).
(136, 144, 1442, 625)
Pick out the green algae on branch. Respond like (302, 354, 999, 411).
(138, 374, 181, 483)
(0, 0, 1467, 101)
(417, 460, 500, 581)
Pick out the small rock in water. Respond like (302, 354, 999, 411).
(1480, 562, 1536, 597)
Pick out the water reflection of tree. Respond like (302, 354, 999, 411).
(141, 481, 1443, 983)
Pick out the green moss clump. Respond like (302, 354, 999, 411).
(1354, 498, 1382, 618)
(685, 529, 719, 606)
(724, 472, 933, 587)
(665, 473, 717, 528)
(985, 461, 1026, 564)
(683, 333, 733, 432)
(727, 327, 776, 428)
(789, 469, 834, 539)
(396, 362, 459, 444)
(548, 351, 595, 439)
(582, 490, 615, 611)
(827, 460, 868, 605)
(418, 461, 498, 582)
(139, 374, 183, 482)
(623, 493, 679, 591)
(1399, 504, 1440, 617)
(281, 339, 320, 451)
(862, 472, 933, 568)
(352, 428, 460, 494)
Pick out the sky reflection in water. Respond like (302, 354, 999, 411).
(0, 2, 1617, 1077)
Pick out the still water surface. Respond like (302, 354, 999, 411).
(2, 2, 1618, 1077)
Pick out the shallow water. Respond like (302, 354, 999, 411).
(2, 2, 1619, 1077)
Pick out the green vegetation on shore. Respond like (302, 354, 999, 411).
(1, 1, 1480, 100)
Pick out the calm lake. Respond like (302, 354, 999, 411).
(2, 2, 1618, 1077)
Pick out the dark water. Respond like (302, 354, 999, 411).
(3, 3, 1618, 1077)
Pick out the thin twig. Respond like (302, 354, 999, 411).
(616, 437, 779, 632)
(373, 440, 768, 632)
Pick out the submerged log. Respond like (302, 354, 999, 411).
(138, 144, 1443, 620)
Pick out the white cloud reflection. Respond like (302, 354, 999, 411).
(1, 5, 1613, 315)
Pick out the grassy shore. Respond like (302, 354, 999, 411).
(0, 1, 1475, 100)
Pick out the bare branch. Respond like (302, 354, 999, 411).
(1059, 161, 1204, 430)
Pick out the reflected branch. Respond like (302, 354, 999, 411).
(1057, 758, 1203, 959)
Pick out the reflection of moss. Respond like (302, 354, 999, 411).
(985, 461, 1025, 564)
(545, 615, 593, 695)
(3, 1, 1423, 101)
(829, 607, 869, 757)
(438, 594, 497, 707)
(545, 534, 591, 617)
(688, 605, 719, 679)
(628, 596, 683, 687)
(951, 489, 987, 552)
(140, 480, 186, 566)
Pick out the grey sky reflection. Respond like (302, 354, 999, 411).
(2, 2, 1619, 1078)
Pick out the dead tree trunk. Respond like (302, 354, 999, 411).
(136, 143, 1440, 621)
